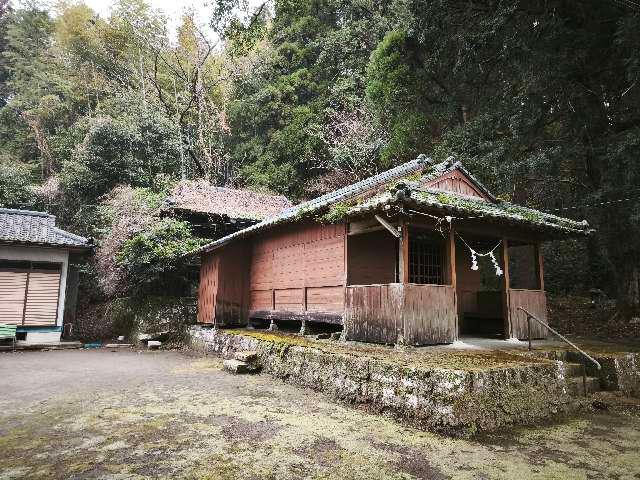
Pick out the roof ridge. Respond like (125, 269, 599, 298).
(0, 207, 55, 218)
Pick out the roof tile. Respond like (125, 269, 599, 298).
(0, 208, 90, 248)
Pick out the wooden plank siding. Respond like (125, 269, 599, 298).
(344, 284, 403, 344)
(422, 168, 489, 200)
(197, 254, 218, 323)
(197, 241, 249, 325)
(248, 222, 345, 322)
(23, 271, 60, 326)
(344, 284, 457, 345)
(198, 221, 347, 326)
(403, 284, 456, 345)
(508, 289, 548, 340)
(0, 271, 28, 324)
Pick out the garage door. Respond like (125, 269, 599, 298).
(0, 266, 61, 326)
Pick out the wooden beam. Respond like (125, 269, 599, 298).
(349, 218, 385, 236)
(501, 238, 512, 339)
(375, 214, 401, 238)
(249, 310, 343, 325)
(343, 223, 349, 286)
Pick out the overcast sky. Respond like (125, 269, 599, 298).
(82, 0, 216, 40)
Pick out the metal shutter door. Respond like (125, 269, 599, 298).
(0, 271, 28, 324)
(23, 271, 61, 326)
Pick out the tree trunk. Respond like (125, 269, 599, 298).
(617, 264, 640, 317)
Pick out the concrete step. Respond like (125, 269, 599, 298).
(567, 376, 601, 396)
(223, 359, 251, 374)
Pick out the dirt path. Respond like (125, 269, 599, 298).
(0, 350, 639, 479)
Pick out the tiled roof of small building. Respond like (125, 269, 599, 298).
(0, 208, 90, 248)
(195, 156, 591, 254)
(165, 181, 292, 221)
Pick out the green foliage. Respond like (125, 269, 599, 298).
(116, 218, 206, 294)
(366, 30, 419, 118)
(316, 201, 352, 224)
(59, 95, 180, 206)
(0, 157, 33, 208)
(365, 30, 432, 163)
(0, 0, 638, 316)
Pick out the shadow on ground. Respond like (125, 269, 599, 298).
(0, 350, 639, 479)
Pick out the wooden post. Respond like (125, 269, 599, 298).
(449, 228, 458, 340)
(501, 238, 512, 339)
(343, 222, 349, 287)
(398, 222, 409, 284)
(535, 243, 545, 291)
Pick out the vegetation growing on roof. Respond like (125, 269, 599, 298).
(316, 201, 355, 224)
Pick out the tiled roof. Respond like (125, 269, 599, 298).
(165, 181, 292, 221)
(196, 155, 432, 253)
(194, 155, 591, 254)
(349, 184, 590, 235)
(0, 208, 90, 248)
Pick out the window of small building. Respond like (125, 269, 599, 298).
(31, 262, 62, 271)
(409, 229, 446, 285)
(0, 260, 31, 270)
(0, 260, 61, 271)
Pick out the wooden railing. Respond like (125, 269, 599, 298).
(518, 306, 601, 397)
(344, 283, 456, 345)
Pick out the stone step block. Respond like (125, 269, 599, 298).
(567, 376, 601, 396)
(223, 359, 251, 374)
(234, 350, 259, 363)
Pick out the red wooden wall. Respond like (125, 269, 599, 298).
(197, 240, 249, 325)
(198, 221, 346, 325)
(248, 222, 345, 316)
(347, 230, 396, 285)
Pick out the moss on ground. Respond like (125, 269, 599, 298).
(2, 352, 640, 479)
(221, 329, 551, 371)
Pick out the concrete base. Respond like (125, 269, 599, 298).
(20, 331, 62, 344)
(190, 326, 585, 437)
(0, 341, 82, 352)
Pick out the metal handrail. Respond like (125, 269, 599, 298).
(517, 306, 601, 371)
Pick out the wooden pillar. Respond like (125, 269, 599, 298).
(398, 221, 409, 284)
(449, 227, 458, 340)
(501, 238, 512, 339)
(535, 243, 545, 291)
(343, 222, 349, 287)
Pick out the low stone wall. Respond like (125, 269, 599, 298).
(189, 326, 581, 437)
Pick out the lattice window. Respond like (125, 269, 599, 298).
(409, 230, 445, 285)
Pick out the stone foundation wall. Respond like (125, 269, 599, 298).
(189, 326, 581, 437)
(548, 350, 640, 398)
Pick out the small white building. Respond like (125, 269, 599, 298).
(0, 208, 90, 343)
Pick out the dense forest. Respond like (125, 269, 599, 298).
(0, 0, 638, 334)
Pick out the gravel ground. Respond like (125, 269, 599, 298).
(0, 349, 639, 479)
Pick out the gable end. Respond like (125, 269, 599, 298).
(422, 168, 490, 201)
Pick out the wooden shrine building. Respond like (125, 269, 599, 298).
(194, 156, 591, 345)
